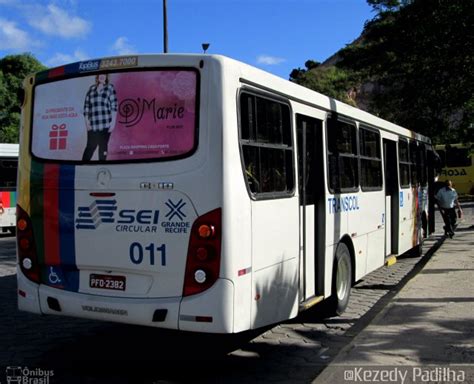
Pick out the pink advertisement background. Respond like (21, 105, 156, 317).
(32, 70, 197, 161)
(108, 70, 197, 160)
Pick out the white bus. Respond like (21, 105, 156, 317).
(0, 143, 18, 235)
(17, 54, 436, 333)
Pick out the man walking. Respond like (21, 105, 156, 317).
(435, 180, 463, 238)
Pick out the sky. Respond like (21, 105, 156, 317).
(0, 0, 374, 79)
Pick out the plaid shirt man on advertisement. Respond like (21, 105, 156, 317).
(82, 74, 118, 161)
(83, 82, 118, 131)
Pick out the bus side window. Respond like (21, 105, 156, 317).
(239, 92, 294, 197)
(398, 139, 410, 188)
(327, 119, 358, 193)
(359, 126, 382, 191)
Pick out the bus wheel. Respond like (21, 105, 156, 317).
(409, 241, 423, 257)
(327, 242, 352, 316)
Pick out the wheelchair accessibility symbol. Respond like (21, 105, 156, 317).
(49, 267, 62, 285)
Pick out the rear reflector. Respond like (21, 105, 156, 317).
(180, 314, 213, 323)
(238, 267, 251, 277)
(195, 316, 213, 323)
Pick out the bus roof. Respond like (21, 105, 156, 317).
(0, 143, 19, 157)
(226, 55, 432, 144)
(31, 53, 431, 144)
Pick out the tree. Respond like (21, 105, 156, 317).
(366, 0, 408, 13)
(289, 59, 358, 106)
(289, 59, 321, 82)
(337, 0, 474, 143)
(0, 54, 46, 143)
(290, 0, 473, 144)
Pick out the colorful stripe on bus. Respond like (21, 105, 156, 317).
(29, 160, 79, 291)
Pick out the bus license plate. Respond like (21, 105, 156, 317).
(90, 274, 126, 291)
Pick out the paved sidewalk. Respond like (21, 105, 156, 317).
(314, 213, 474, 383)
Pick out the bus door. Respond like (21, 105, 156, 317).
(296, 114, 325, 301)
(383, 139, 399, 256)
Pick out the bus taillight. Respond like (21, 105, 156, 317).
(183, 208, 222, 297)
(16, 205, 40, 283)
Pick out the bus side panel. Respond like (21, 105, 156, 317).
(356, 191, 385, 275)
(222, 195, 253, 333)
(351, 235, 368, 282)
(325, 194, 349, 249)
(179, 278, 234, 333)
(398, 188, 415, 254)
(250, 198, 299, 329)
(405, 185, 424, 252)
(325, 195, 349, 297)
(221, 68, 253, 333)
(251, 259, 299, 329)
(366, 230, 385, 273)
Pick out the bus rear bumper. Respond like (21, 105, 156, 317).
(37, 284, 182, 329)
(18, 271, 235, 333)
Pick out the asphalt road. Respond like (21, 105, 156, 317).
(0, 206, 470, 384)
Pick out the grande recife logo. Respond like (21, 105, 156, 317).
(164, 198, 186, 221)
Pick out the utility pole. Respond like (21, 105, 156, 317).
(163, 0, 168, 53)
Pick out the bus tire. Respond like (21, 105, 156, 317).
(327, 242, 352, 316)
(409, 241, 423, 257)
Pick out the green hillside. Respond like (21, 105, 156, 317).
(290, 0, 474, 144)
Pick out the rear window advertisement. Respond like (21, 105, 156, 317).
(32, 70, 197, 161)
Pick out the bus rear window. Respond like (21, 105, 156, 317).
(32, 70, 198, 162)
